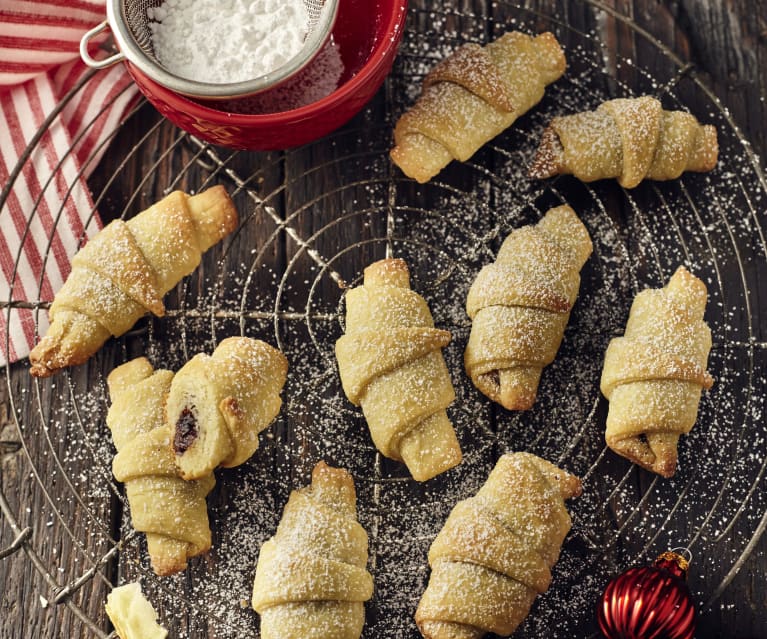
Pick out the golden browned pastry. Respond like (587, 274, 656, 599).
(391, 31, 566, 183)
(335, 258, 462, 481)
(252, 461, 374, 639)
(415, 452, 582, 639)
(105, 582, 168, 639)
(107, 357, 214, 576)
(465, 205, 592, 410)
(601, 266, 714, 477)
(167, 336, 288, 480)
(529, 96, 718, 187)
(29, 186, 238, 377)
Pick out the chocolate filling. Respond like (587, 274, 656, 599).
(173, 407, 198, 454)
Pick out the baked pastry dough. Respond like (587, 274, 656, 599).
(105, 582, 168, 639)
(167, 336, 288, 480)
(335, 258, 462, 481)
(29, 186, 238, 377)
(601, 266, 713, 477)
(107, 357, 214, 576)
(465, 205, 592, 410)
(415, 452, 581, 639)
(529, 96, 718, 187)
(391, 31, 566, 183)
(252, 461, 373, 639)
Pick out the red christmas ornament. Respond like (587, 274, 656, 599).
(598, 550, 697, 639)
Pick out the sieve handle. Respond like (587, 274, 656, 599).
(79, 21, 125, 69)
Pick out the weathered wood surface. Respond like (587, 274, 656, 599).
(2, 1, 766, 638)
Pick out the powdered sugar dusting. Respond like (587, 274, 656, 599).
(214, 37, 345, 114)
(148, 0, 310, 83)
(10, 8, 767, 639)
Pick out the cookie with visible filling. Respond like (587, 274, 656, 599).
(166, 336, 288, 480)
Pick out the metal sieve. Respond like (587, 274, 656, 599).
(80, 0, 339, 100)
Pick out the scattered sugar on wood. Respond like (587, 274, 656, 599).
(14, 16, 767, 639)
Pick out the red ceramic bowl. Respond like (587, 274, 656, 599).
(127, 0, 409, 150)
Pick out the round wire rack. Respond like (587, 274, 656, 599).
(2, 2, 766, 638)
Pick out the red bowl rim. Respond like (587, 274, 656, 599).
(131, 0, 409, 125)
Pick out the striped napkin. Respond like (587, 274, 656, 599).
(0, 0, 139, 366)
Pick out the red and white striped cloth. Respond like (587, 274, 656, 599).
(0, 0, 139, 366)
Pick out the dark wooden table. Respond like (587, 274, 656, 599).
(2, 1, 766, 638)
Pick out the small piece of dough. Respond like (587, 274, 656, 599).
(29, 186, 238, 377)
(415, 452, 582, 639)
(107, 357, 214, 576)
(105, 582, 168, 639)
(252, 461, 373, 639)
(529, 96, 718, 187)
(167, 336, 288, 480)
(335, 258, 462, 481)
(391, 31, 566, 183)
(601, 266, 714, 477)
(465, 205, 593, 410)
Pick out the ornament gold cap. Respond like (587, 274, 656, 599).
(653, 548, 691, 579)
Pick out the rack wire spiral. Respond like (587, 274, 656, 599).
(1, 2, 766, 638)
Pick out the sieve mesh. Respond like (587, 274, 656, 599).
(2, 2, 767, 638)
(109, 0, 337, 98)
(123, 0, 157, 55)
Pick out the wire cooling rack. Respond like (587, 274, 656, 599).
(2, 2, 766, 638)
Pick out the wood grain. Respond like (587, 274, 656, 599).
(2, 1, 765, 638)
